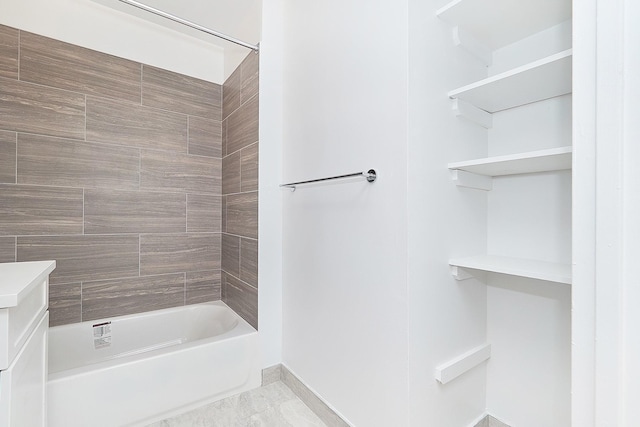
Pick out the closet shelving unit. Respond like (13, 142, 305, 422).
(436, 0, 572, 52)
(438, 0, 573, 285)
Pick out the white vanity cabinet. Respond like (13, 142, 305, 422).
(0, 261, 55, 427)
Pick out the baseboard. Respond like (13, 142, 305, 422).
(262, 366, 510, 427)
(472, 413, 511, 427)
(262, 364, 351, 427)
(261, 364, 282, 386)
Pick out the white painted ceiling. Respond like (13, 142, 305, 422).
(92, 0, 262, 51)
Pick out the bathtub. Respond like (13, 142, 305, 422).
(47, 301, 261, 427)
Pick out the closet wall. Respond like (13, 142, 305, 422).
(484, 24, 571, 426)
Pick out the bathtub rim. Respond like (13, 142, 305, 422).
(48, 300, 257, 381)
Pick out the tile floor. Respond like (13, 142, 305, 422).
(146, 381, 327, 427)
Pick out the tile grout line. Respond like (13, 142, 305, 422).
(224, 269, 257, 292)
(223, 140, 258, 160)
(221, 231, 258, 242)
(223, 90, 258, 123)
(49, 270, 209, 289)
(223, 189, 258, 197)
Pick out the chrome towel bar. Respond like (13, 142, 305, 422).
(280, 169, 377, 192)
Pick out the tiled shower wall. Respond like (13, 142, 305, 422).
(221, 52, 259, 329)
(0, 24, 225, 326)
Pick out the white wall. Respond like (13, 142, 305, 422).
(1, 0, 225, 83)
(484, 29, 572, 427)
(257, 0, 283, 369)
(278, 1, 409, 425)
(407, 0, 490, 426)
(621, 2, 640, 423)
(571, 0, 597, 424)
(574, 0, 640, 425)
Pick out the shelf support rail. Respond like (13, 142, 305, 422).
(280, 169, 377, 192)
(116, 0, 260, 51)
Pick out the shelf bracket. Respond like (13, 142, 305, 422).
(452, 99, 493, 129)
(435, 343, 492, 384)
(452, 26, 493, 66)
(450, 265, 473, 281)
(451, 170, 493, 191)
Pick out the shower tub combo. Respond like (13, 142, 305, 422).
(47, 301, 260, 427)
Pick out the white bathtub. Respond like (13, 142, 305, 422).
(47, 301, 261, 427)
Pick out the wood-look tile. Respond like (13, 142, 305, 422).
(17, 133, 139, 190)
(222, 234, 240, 278)
(0, 184, 83, 235)
(82, 273, 184, 321)
(0, 237, 15, 262)
(140, 233, 221, 276)
(20, 31, 141, 103)
(0, 25, 18, 80)
(222, 118, 228, 157)
(49, 282, 81, 326)
(222, 150, 241, 195)
(17, 235, 139, 284)
(222, 272, 257, 329)
(186, 270, 221, 304)
(222, 195, 227, 232)
(188, 116, 222, 158)
(187, 194, 221, 233)
(241, 143, 258, 192)
(227, 94, 258, 155)
(85, 189, 186, 234)
(141, 150, 221, 194)
(223, 66, 241, 120)
(226, 192, 258, 239)
(240, 51, 259, 104)
(0, 78, 85, 139)
(240, 238, 258, 288)
(86, 96, 187, 152)
(0, 131, 16, 183)
(142, 65, 222, 119)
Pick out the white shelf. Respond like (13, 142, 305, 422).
(448, 49, 572, 113)
(449, 254, 571, 284)
(448, 146, 572, 177)
(436, 0, 572, 50)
